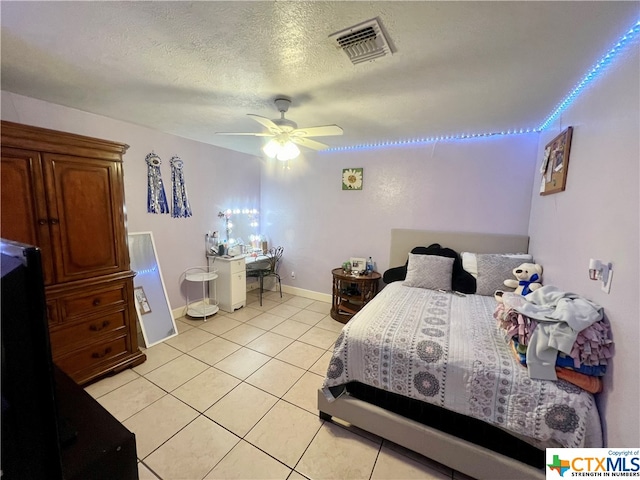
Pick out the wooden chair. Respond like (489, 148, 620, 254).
(246, 246, 284, 306)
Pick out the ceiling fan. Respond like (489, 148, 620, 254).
(216, 98, 343, 160)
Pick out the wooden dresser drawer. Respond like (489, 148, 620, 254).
(54, 335, 130, 381)
(60, 283, 126, 320)
(50, 310, 127, 355)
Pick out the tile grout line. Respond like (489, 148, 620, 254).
(138, 458, 163, 479)
(369, 444, 383, 480)
(101, 293, 466, 479)
(289, 415, 326, 477)
(90, 297, 339, 479)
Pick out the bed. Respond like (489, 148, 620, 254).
(317, 229, 604, 480)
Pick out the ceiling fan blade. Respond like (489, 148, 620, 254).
(290, 125, 343, 137)
(247, 114, 282, 134)
(290, 136, 330, 151)
(214, 132, 274, 136)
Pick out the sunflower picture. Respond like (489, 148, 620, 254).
(342, 168, 363, 190)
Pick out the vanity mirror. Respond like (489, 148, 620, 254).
(218, 209, 260, 246)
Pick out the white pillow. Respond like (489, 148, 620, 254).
(403, 254, 454, 291)
(461, 252, 532, 279)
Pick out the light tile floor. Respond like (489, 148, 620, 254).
(85, 290, 476, 480)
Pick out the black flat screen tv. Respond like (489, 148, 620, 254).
(1, 238, 64, 479)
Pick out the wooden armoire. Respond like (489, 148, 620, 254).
(1, 121, 146, 385)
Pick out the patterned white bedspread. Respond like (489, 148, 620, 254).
(323, 282, 603, 448)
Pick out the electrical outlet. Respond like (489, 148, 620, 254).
(291, 271, 295, 279)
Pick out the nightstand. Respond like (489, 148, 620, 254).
(330, 268, 381, 324)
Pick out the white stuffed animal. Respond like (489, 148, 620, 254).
(495, 263, 543, 302)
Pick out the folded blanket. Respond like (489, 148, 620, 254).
(509, 340, 603, 394)
(515, 286, 604, 380)
(569, 321, 613, 368)
(511, 339, 607, 376)
(494, 296, 537, 345)
(495, 292, 612, 369)
(556, 367, 602, 394)
(555, 354, 607, 377)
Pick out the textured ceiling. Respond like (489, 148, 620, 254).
(1, 2, 638, 156)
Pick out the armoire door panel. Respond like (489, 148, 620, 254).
(43, 154, 122, 283)
(0, 147, 55, 284)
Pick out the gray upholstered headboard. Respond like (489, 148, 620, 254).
(389, 229, 530, 268)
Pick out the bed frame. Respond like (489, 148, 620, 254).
(317, 229, 544, 480)
(388, 228, 530, 268)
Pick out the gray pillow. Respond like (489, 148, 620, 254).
(475, 254, 526, 296)
(403, 254, 454, 291)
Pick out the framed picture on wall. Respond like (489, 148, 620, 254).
(342, 168, 363, 190)
(540, 126, 573, 196)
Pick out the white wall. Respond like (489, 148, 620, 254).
(1, 92, 261, 311)
(527, 47, 639, 446)
(261, 134, 539, 295)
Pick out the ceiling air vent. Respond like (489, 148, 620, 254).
(329, 18, 392, 65)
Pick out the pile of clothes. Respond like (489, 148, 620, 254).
(494, 286, 613, 394)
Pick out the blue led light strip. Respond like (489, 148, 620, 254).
(324, 19, 640, 153)
(136, 267, 157, 275)
(326, 128, 539, 152)
(538, 20, 640, 130)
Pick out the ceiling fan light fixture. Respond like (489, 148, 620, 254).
(263, 138, 280, 158)
(277, 141, 300, 161)
(217, 96, 342, 156)
(263, 137, 300, 162)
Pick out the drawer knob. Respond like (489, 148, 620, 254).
(89, 320, 110, 331)
(93, 299, 101, 306)
(38, 219, 48, 225)
(91, 347, 112, 359)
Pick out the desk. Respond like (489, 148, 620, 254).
(330, 268, 381, 324)
(206, 254, 269, 312)
(245, 254, 269, 267)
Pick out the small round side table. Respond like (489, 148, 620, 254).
(330, 268, 381, 324)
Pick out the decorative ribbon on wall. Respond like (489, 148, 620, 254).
(145, 152, 169, 214)
(170, 155, 192, 218)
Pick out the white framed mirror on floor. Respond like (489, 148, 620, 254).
(128, 231, 177, 347)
